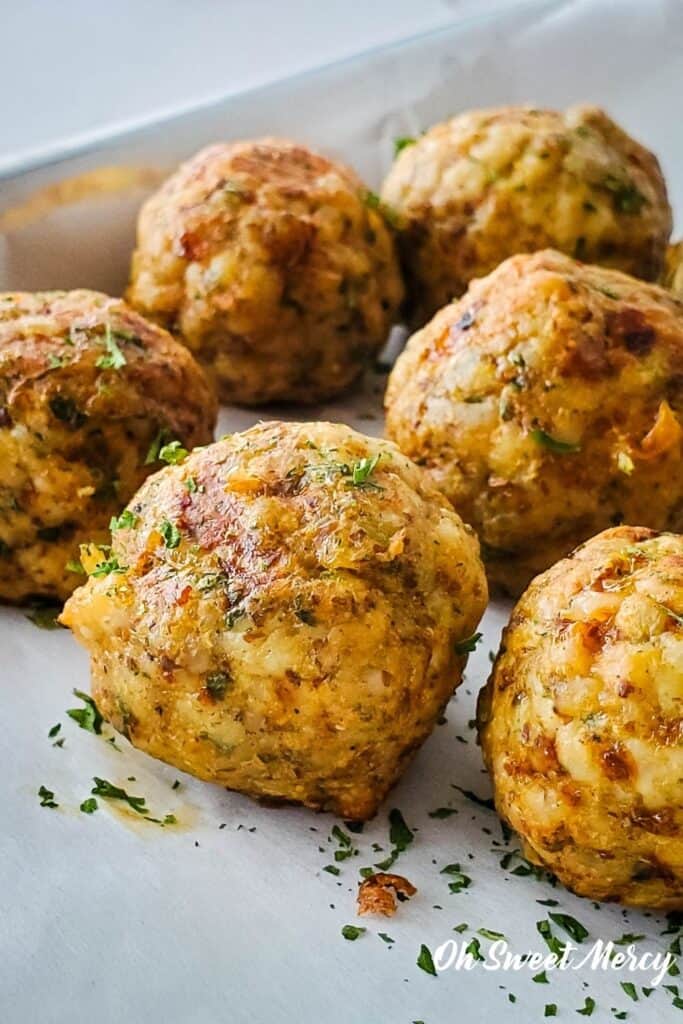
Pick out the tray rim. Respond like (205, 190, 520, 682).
(0, 0, 564, 182)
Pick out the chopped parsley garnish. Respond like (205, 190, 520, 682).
(145, 428, 173, 465)
(66, 558, 86, 575)
(332, 824, 352, 847)
(91, 552, 124, 577)
(374, 808, 414, 870)
(26, 603, 62, 629)
(80, 797, 98, 814)
(67, 688, 103, 734)
(330, 823, 357, 864)
(297, 455, 385, 491)
(454, 632, 482, 656)
(394, 136, 416, 156)
(577, 996, 596, 1016)
(363, 190, 399, 227)
(452, 786, 495, 811)
(416, 943, 437, 976)
(531, 428, 581, 453)
(91, 777, 149, 814)
(378, 933, 395, 944)
(544, 1005, 557, 1018)
(478, 928, 505, 941)
(159, 519, 181, 549)
(441, 863, 471, 893)
(145, 813, 178, 827)
(536, 919, 565, 957)
(429, 807, 458, 819)
(184, 476, 198, 493)
(465, 937, 484, 961)
(533, 970, 549, 983)
(341, 925, 365, 941)
(109, 509, 139, 531)
(602, 174, 646, 214)
(351, 454, 381, 487)
(38, 785, 58, 808)
(159, 440, 189, 465)
(295, 607, 317, 625)
(226, 607, 246, 629)
(501, 849, 550, 879)
(205, 671, 231, 700)
(323, 865, 340, 876)
(96, 324, 127, 370)
(549, 912, 589, 943)
(389, 808, 413, 849)
(48, 723, 61, 739)
(620, 983, 638, 1002)
(85, 546, 127, 578)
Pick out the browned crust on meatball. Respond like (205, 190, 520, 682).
(127, 138, 404, 404)
(478, 526, 683, 909)
(0, 290, 216, 601)
(385, 250, 683, 594)
(62, 421, 487, 818)
(382, 105, 671, 324)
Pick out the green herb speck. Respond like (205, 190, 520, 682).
(417, 943, 437, 976)
(531, 428, 581, 454)
(38, 785, 58, 808)
(67, 688, 103, 734)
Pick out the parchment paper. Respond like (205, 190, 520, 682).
(2, 2, 683, 1021)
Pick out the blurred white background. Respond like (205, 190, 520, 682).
(1, 0, 522, 164)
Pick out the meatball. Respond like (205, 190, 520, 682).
(478, 526, 683, 909)
(381, 105, 671, 324)
(0, 290, 216, 603)
(664, 242, 683, 298)
(61, 421, 487, 819)
(385, 250, 683, 595)
(126, 139, 404, 405)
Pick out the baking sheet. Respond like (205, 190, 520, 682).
(2, 2, 683, 1021)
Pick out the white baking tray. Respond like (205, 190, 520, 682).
(2, 2, 683, 1022)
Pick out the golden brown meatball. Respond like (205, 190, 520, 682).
(126, 139, 404, 405)
(664, 241, 683, 298)
(0, 290, 216, 603)
(385, 250, 683, 595)
(61, 421, 487, 819)
(381, 105, 671, 324)
(478, 526, 683, 909)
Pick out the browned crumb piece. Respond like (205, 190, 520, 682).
(357, 872, 417, 917)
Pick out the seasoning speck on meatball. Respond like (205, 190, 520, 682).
(0, 290, 216, 603)
(385, 249, 683, 595)
(61, 421, 487, 819)
(478, 526, 683, 909)
(127, 138, 405, 405)
(381, 105, 671, 324)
